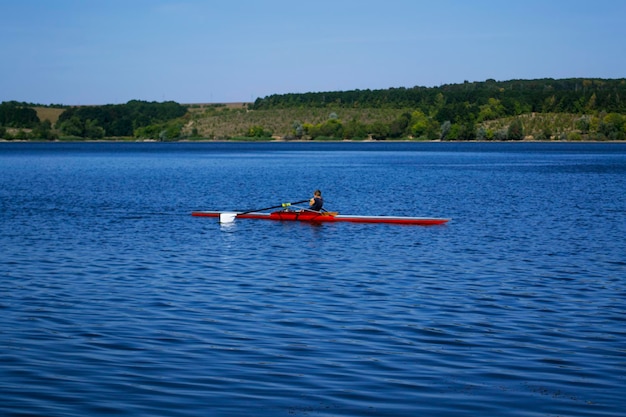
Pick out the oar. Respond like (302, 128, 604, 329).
(219, 199, 309, 223)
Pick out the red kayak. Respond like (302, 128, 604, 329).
(191, 210, 449, 226)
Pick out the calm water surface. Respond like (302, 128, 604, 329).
(1, 142, 625, 416)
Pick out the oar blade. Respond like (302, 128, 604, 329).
(218, 199, 309, 223)
(219, 212, 238, 223)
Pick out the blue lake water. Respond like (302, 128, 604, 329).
(1, 141, 625, 416)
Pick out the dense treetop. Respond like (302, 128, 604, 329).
(56, 100, 187, 137)
(252, 78, 626, 118)
(0, 101, 40, 128)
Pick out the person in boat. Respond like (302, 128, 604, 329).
(308, 189, 324, 212)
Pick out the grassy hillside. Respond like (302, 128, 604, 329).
(184, 105, 607, 141)
(34, 107, 64, 124)
(185, 105, 404, 139)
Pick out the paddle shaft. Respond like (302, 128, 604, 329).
(239, 199, 309, 215)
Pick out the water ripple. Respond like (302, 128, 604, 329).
(1, 142, 625, 416)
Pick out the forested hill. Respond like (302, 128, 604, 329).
(252, 78, 626, 115)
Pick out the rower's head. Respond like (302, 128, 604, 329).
(314, 189, 321, 197)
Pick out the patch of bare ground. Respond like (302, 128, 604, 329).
(33, 107, 65, 124)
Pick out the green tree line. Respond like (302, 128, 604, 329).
(0, 101, 40, 128)
(252, 78, 626, 115)
(0, 100, 188, 140)
(0, 102, 60, 140)
(57, 100, 187, 138)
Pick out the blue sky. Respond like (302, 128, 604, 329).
(2, 0, 625, 105)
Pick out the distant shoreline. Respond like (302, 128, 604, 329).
(2, 139, 625, 144)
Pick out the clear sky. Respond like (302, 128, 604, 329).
(1, 0, 625, 105)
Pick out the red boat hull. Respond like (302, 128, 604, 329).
(191, 210, 449, 226)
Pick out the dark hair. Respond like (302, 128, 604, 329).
(314, 189, 321, 196)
